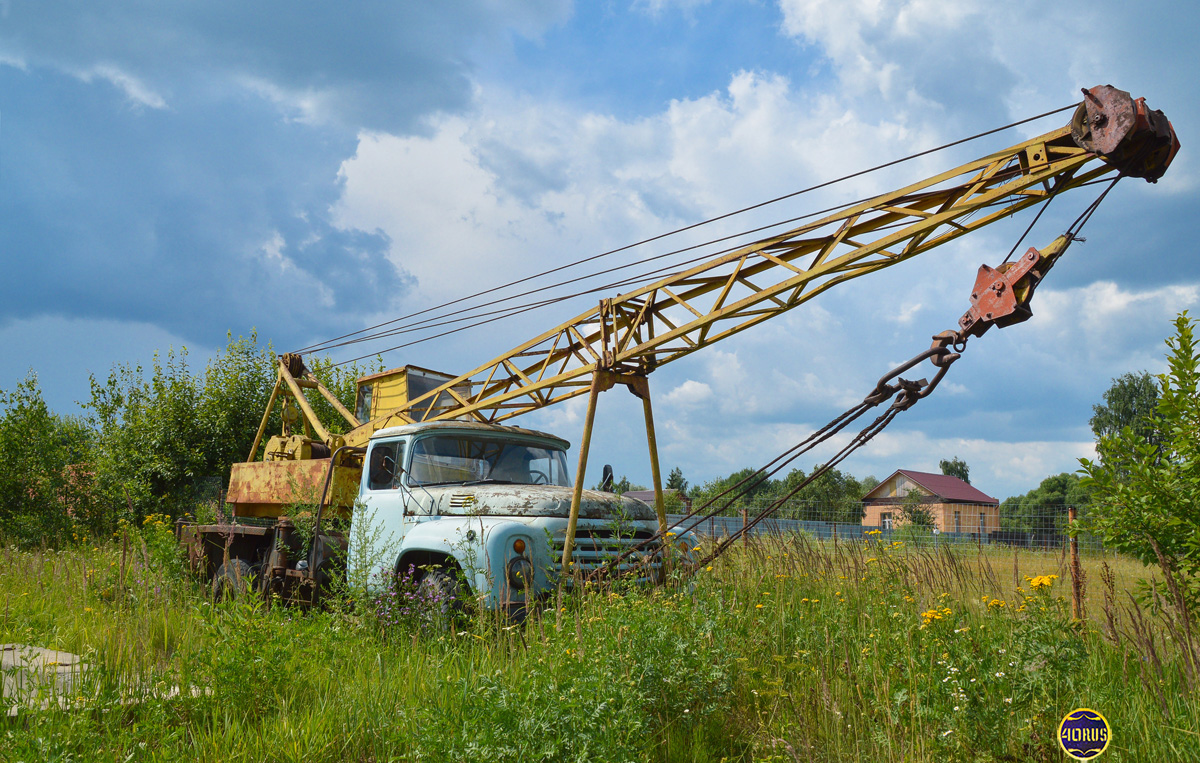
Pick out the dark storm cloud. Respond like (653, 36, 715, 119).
(0, 1, 567, 348)
(0, 67, 405, 345)
(0, 1, 569, 132)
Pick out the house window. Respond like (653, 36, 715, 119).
(979, 513, 986, 534)
(881, 512, 893, 530)
(954, 511, 961, 533)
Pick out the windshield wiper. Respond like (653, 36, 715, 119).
(460, 478, 516, 486)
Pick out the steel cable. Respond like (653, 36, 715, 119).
(329, 172, 1119, 366)
(295, 103, 1078, 358)
(606, 173, 1127, 577)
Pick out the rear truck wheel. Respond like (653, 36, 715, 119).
(212, 558, 256, 600)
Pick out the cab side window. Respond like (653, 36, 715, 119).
(367, 442, 404, 490)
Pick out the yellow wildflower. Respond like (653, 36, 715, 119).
(1026, 574, 1058, 590)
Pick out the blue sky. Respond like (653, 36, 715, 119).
(1, 0, 1197, 500)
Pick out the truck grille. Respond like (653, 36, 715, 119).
(548, 527, 662, 578)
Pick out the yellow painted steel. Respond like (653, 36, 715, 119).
(226, 459, 360, 519)
(640, 382, 668, 534)
(280, 367, 334, 444)
(347, 124, 1105, 433)
(227, 92, 1177, 554)
(247, 375, 282, 462)
(306, 371, 360, 429)
(248, 108, 1149, 455)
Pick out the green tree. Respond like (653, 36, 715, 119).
(0, 374, 99, 546)
(85, 333, 375, 523)
(665, 466, 689, 497)
(795, 467, 866, 524)
(196, 333, 281, 469)
(86, 346, 211, 521)
(899, 490, 935, 528)
(762, 467, 807, 507)
(939, 457, 970, 484)
(608, 476, 646, 496)
(1090, 371, 1160, 449)
(1000, 472, 1091, 534)
(1081, 313, 1200, 588)
(999, 495, 1028, 532)
(688, 465, 873, 521)
(690, 467, 772, 514)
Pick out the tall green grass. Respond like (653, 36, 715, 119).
(1, 528, 1196, 762)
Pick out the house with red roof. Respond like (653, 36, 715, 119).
(623, 489, 690, 511)
(861, 470, 1000, 534)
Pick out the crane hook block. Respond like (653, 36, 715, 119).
(1072, 85, 1180, 182)
(956, 236, 1071, 340)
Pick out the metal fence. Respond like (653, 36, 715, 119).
(667, 501, 1107, 554)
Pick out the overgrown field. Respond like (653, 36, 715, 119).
(3, 526, 1198, 762)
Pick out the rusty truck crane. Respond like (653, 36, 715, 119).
(178, 85, 1178, 612)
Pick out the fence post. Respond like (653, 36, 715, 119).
(741, 507, 748, 548)
(1013, 547, 1019, 592)
(1068, 506, 1084, 620)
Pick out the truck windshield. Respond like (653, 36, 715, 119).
(408, 434, 571, 487)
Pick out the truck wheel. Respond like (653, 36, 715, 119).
(212, 559, 255, 600)
(416, 568, 466, 630)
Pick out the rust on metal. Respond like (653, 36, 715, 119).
(226, 459, 360, 518)
(176, 521, 270, 580)
(956, 235, 1071, 340)
(957, 247, 1041, 338)
(1072, 85, 1179, 181)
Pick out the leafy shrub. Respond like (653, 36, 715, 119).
(84, 333, 379, 529)
(0, 374, 98, 546)
(1082, 312, 1200, 597)
(416, 664, 647, 763)
(187, 598, 318, 721)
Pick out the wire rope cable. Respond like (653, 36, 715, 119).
(594, 172, 1126, 574)
(329, 173, 1117, 366)
(294, 103, 1078, 358)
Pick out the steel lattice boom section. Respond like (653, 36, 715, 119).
(343, 126, 1099, 442)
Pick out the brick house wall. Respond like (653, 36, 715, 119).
(861, 471, 999, 533)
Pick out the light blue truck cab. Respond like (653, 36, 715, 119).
(356, 420, 680, 614)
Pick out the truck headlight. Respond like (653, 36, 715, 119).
(506, 557, 534, 589)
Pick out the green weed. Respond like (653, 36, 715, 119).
(0, 533, 1197, 762)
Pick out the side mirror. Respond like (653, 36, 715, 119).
(600, 464, 614, 492)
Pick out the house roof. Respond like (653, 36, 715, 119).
(864, 470, 998, 505)
(623, 489, 684, 503)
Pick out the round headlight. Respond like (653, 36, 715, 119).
(507, 557, 534, 590)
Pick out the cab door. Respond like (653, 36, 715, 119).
(354, 438, 411, 575)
